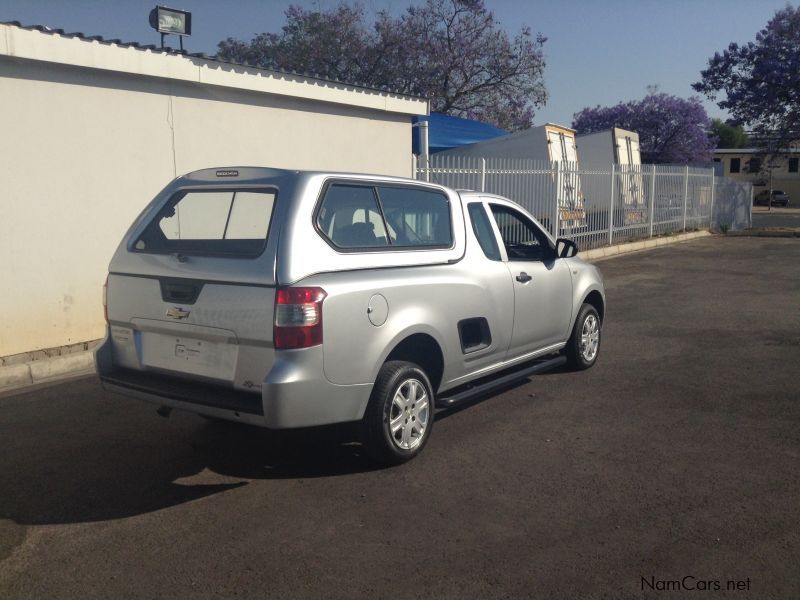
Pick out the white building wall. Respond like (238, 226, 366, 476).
(0, 35, 423, 357)
(715, 151, 800, 200)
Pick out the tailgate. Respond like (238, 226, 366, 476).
(104, 182, 282, 392)
(106, 274, 275, 391)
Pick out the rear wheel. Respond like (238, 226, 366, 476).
(362, 361, 434, 466)
(566, 303, 601, 370)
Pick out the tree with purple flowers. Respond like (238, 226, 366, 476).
(572, 93, 715, 164)
(217, 0, 547, 131)
(693, 5, 800, 150)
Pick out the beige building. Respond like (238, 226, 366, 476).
(714, 148, 800, 201)
(0, 22, 428, 358)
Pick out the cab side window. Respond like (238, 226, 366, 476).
(489, 204, 553, 261)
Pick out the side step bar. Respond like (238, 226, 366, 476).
(436, 355, 567, 408)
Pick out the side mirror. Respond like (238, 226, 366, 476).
(556, 238, 578, 258)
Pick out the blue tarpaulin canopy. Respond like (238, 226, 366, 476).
(412, 112, 507, 154)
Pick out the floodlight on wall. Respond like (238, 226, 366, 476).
(149, 5, 192, 50)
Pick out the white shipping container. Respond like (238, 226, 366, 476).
(437, 123, 586, 228)
(578, 127, 645, 225)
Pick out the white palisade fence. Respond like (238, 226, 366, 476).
(416, 155, 752, 249)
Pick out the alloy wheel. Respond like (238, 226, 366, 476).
(388, 378, 430, 450)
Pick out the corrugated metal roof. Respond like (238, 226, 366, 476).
(0, 20, 424, 101)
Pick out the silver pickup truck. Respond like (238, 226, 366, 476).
(95, 167, 605, 464)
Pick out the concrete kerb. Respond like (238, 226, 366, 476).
(0, 351, 95, 395)
(726, 228, 800, 238)
(0, 229, 715, 395)
(581, 230, 712, 262)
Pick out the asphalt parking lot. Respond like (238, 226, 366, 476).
(1, 236, 798, 599)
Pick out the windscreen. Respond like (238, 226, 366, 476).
(133, 189, 276, 257)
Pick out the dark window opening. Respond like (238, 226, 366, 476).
(789, 158, 798, 173)
(729, 158, 740, 174)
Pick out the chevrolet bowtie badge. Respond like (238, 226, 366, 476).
(166, 306, 191, 320)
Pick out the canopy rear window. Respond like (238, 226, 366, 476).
(133, 189, 276, 257)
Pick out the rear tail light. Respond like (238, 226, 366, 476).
(274, 286, 327, 349)
(102, 275, 109, 323)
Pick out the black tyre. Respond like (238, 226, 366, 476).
(565, 303, 601, 370)
(362, 361, 434, 466)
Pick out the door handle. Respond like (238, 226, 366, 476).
(516, 272, 532, 283)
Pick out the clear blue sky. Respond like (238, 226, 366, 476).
(0, 0, 789, 126)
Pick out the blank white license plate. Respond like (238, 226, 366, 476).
(141, 333, 238, 381)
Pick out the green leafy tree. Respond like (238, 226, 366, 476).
(217, 1, 548, 131)
(709, 119, 750, 148)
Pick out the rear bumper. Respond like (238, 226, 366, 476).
(95, 332, 373, 428)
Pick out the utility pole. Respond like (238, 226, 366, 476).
(765, 146, 772, 213)
(764, 139, 781, 212)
